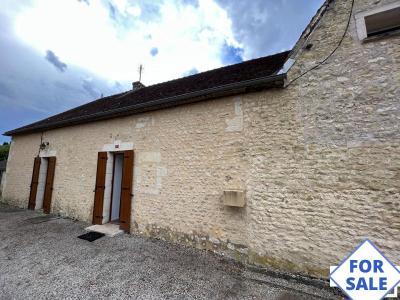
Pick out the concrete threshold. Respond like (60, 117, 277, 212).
(85, 223, 123, 237)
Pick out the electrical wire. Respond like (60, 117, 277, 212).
(285, 0, 356, 88)
(38, 132, 43, 156)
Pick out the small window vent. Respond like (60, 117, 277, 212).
(223, 190, 245, 207)
(365, 7, 400, 37)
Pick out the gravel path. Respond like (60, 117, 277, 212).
(0, 203, 341, 299)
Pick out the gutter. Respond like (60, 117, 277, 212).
(4, 73, 286, 136)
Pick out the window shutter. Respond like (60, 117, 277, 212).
(92, 152, 108, 224)
(28, 157, 41, 210)
(43, 157, 56, 214)
(119, 150, 134, 232)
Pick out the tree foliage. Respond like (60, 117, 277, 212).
(0, 142, 10, 161)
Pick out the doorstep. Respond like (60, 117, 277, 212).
(85, 223, 123, 237)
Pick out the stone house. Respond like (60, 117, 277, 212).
(2, 0, 399, 278)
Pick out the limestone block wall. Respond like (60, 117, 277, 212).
(2, 134, 41, 207)
(0, 170, 6, 199)
(243, 0, 400, 276)
(3, 95, 249, 250)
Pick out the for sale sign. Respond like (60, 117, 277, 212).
(330, 239, 400, 300)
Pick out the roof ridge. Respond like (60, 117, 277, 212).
(73, 50, 291, 105)
(5, 50, 290, 136)
(142, 50, 291, 90)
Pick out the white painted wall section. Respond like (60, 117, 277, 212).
(111, 154, 123, 221)
(35, 158, 48, 210)
(102, 153, 114, 224)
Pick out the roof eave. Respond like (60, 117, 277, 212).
(4, 73, 287, 136)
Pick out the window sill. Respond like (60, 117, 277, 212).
(362, 28, 400, 43)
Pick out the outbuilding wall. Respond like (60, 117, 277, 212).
(3, 0, 399, 278)
(243, 0, 399, 275)
(3, 95, 250, 249)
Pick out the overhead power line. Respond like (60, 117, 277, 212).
(285, 0, 356, 88)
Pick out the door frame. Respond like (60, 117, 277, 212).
(28, 156, 56, 213)
(92, 150, 134, 232)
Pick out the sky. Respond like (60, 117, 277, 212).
(0, 0, 324, 143)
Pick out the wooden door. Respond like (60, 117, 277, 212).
(43, 157, 56, 214)
(92, 152, 108, 224)
(28, 157, 41, 210)
(119, 150, 134, 232)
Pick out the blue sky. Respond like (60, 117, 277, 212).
(0, 0, 324, 143)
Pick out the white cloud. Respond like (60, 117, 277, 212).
(216, 0, 325, 59)
(126, 6, 142, 17)
(0, 0, 326, 143)
(13, 0, 240, 86)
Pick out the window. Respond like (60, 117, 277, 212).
(355, 2, 400, 41)
(365, 7, 400, 37)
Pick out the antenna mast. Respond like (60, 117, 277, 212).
(138, 64, 143, 82)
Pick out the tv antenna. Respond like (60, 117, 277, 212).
(138, 64, 144, 82)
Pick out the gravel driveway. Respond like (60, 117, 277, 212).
(0, 203, 341, 299)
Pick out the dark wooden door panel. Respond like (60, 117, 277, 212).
(28, 157, 41, 210)
(92, 152, 108, 225)
(120, 150, 134, 232)
(43, 157, 56, 214)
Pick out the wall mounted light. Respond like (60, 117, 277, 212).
(40, 142, 49, 150)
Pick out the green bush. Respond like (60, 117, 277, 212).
(0, 142, 10, 161)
